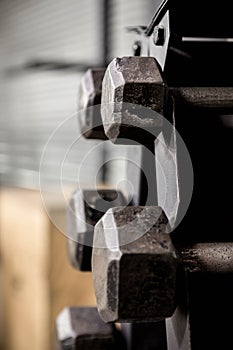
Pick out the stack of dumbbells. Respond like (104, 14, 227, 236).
(56, 1, 233, 349)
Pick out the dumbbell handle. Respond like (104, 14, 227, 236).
(170, 87, 233, 109)
(179, 242, 233, 273)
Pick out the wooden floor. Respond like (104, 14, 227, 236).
(0, 188, 96, 350)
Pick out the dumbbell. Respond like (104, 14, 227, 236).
(92, 206, 178, 322)
(92, 206, 233, 326)
(101, 56, 165, 144)
(100, 56, 233, 143)
(56, 307, 126, 349)
(77, 68, 107, 139)
(67, 189, 126, 271)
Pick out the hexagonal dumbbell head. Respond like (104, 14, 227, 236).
(78, 68, 107, 139)
(67, 189, 126, 271)
(92, 206, 178, 322)
(56, 307, 126, 349)
(101, 57, 165, 143)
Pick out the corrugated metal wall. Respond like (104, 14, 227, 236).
(0, 0, 103, 67)
(0, 0, 104, 188)
(0, 0, 155, 190)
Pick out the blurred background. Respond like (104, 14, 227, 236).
(0, 1, 156, 349)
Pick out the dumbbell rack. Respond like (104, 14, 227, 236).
(56, 1, 233, 349)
